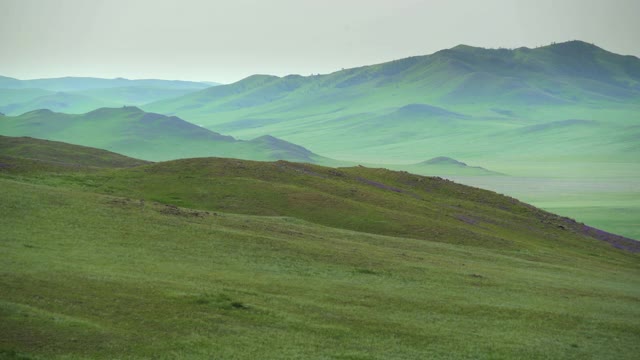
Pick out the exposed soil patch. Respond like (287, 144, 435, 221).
(159, 204, 210, 217)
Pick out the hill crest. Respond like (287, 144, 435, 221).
(0, 107, 328, 163)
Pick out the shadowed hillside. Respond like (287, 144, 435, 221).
(0, 107, 331, 163)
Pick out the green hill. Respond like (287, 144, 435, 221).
(0, 135, 149, 168)
(0, 107, 330, 163)
(0, 138, 638, 359)
(0, 91, 115, 115)
(143, 41, 640, 164)
(0, 88, 54, 108)
(376, 156, 504, 176)
(142, 40, 640, 241)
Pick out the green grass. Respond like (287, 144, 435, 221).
(3, 42, 639, 239)
(137, 41, 640, 239)
(1, 139, 639, 358)
(1, 168, 639, 359)
(0, 156, 615, 249)
(0, 135, 149, 168)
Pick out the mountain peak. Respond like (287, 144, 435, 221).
(85, 106, 143, 117)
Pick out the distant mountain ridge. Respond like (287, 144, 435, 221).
(0, 106, 328, 163)
(0, 76, 220, 115)
(142, 40, 640, 165)
(147, 40, 640, 116)
(0, 76, 214, 91)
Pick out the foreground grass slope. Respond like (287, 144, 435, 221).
(0, 141, 639, 359)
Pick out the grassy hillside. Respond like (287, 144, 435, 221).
(0, 135, 149, 168)
(0, 139, 638, 359)
(143, 40, 640, 240)
(143, 41, 640, 165)
(0, 107, 331, 163)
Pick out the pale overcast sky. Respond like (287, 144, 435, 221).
(1, 0, 639, 83)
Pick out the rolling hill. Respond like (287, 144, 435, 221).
(0, 91, 115, 115)
(0, 88, 54, 108)
(0, 135, 149, 168)
(0, 137, 638, 359)
(0, 107, 329, 163)
(0, 76, 218, 115)
(141, 40, 640, 240)
(383, 156, 504, 176)
(143, 40, 640, 166)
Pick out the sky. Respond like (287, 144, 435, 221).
(1, 0, 639, 84)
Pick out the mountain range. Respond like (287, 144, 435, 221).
(143, 40, 640, 165)
(0, 40, 638, 239)
(1, 39, 640, 359)
(0, 107, 328, 163)
(0, 76, 218, 115)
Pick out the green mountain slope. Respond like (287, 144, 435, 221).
(144, 41, 640, 164)
(142, 40, 640, 240)
(0, 107, 330, 163)
(0, 139, 638, 359)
